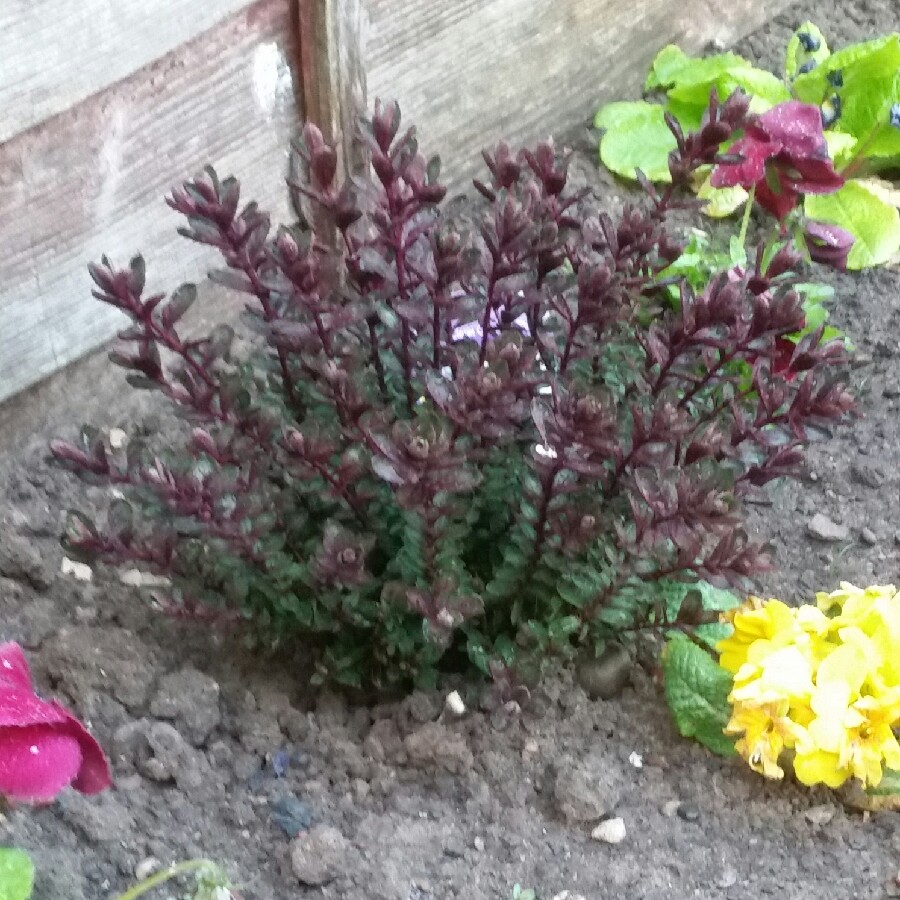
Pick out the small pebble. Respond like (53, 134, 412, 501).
(861, 527, 878, 546)
(61, 557, 93, 582)
(445, 690, 466, 716)
(591, 817, 627, 844)
(473, 836, 485, 852)
(803, 804, 835, 826)
(662, 800, 681, 818)
(677, 802, 701, 822)
(576, 644, 631, 700)
(108, 428, 128, 449)
(134, 857, 160, 881)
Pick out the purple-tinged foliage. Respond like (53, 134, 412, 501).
(50, 96, 853, 691)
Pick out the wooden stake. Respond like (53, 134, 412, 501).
(297, 0, 368, 183)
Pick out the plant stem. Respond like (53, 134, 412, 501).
(113, 860, 223, 900)
(737, 184, 755, 251)
(838, 124, 880, 180)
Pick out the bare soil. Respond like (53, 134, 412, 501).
(4, 1, 900, 897)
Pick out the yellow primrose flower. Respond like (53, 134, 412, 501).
(725, 699, 800, 780)
(731, 644, 816, 705)
(717, 597, 796, 674)
(716, 584, 900, 791)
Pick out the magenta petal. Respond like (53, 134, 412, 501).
(757, 101, 828, 157)
(0, 725, 83, 803)
(711, 136, 776, 189)
(49, 702, 112, 794)
(0, 643, 34, 692)
(755, 178, 800, 222)
(787, 156, 844, 194)
(0, 690, 72, 729)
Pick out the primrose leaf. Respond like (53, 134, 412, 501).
(805, 179, 900, 269)
(0, 848, 35, 900)
(662, 636, 736, 757)
(834, 36, 900, 159)
(869, 767, 900, 797)
(696, 172, 749, 218)
(595, 101, 676, 182)
(646, 45, 692, 91)
(785, 22, 830, 80)
(824, 131, 857, 168)
(793, 34, 900, 153)
(661, 579, 739, 648)
(662, 52, 789, 111)
(792, 34, 895, 104)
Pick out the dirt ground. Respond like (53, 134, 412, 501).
(4, 0, 900, 897)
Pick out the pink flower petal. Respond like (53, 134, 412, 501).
(0, 691, 71, 729)
(48, 701, 112, 794)
(0, 643, 34, 692)
(0, 725, 83, 804)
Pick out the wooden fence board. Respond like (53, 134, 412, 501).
(0, 0, 300, 403)
(365, 0, 793, 187)
(0, 0, 256, 143)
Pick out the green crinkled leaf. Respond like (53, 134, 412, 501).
(696, 173, 748, 218)
(594, 101, 676, 182)
(662, 637, 736, 757)
(657, 51, 789, 110)
(793, 34, 900, 160)
(645, 45, 692, 91)
(660, 579, 740, 648)
(832, 37, 900, 159)
(785, 22, 830, 80)
(868, 767, 900, 797)
(793, 34, 897, 104)
(805, 180, 900, 269)
(0, 848, 35, 900)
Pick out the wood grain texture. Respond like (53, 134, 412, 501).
(0, 0, 300, 404)
(365, 0, 794, 188)
(298, 0, 369, 181)
(0, 0, 256, 143)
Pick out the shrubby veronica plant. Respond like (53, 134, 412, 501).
(51, 96, 852, 693)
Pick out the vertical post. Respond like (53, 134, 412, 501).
(297, 0, 368, 184)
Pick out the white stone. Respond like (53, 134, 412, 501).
(119, 569, 171, 588)
(61, 557, 93, 582)
(445, 690, 466, 716)
(108, 428, 128, 449)
(591, 817, 626, 844)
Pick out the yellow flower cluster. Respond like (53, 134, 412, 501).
(717, 583, 900, 788)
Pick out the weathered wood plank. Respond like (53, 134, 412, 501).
(365, 0, 794, 187)
(0, 0, 256, 143)
(0, 0, 300, 404)
(298, 0, 369, 182)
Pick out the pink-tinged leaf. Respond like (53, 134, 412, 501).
(0, 727, 83, 804)
(0, 643, 32, 692)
